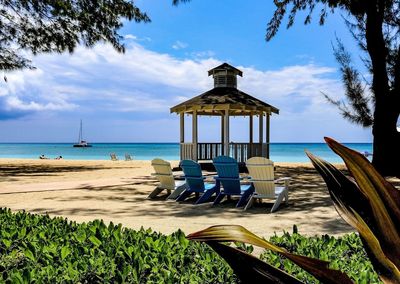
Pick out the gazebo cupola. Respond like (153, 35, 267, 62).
(171, 63, 279, 162)
(209, 63, 243, 88)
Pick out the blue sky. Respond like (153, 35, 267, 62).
(0, 0, 373, 143)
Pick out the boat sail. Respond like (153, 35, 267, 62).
(73, 120, 92, 147)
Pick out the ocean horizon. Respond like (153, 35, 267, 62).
(0, 142, 373, 163)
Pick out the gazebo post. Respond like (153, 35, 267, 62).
(249, 114, 253, 156)
(266, 113, 270, 159)
(224, 109, 230, 156)
(180, 113, 184, 144)
(221, 114, 225, 155)
(179, 113, 185, 160)
(192, 110, 198, 161)
(259, 112, 263, 142)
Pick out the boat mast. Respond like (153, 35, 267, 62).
(78, 119, 82, 142)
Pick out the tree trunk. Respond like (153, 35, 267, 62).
(372, 94, 400, 177)
(365, 1, 400, 177)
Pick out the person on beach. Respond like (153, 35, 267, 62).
(39, 155, 49, 159)
(55, 156, 63, 160)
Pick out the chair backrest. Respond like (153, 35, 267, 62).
(213, 156, 241, 194)
(180, 160, 205, 191)
(246, 157, 275, 197)
(110, 153, 118, 161)
(151, 158, 175, 190)
(125, 154, 132, 161)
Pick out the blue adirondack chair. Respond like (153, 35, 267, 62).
(176, 160, 220, 204)
(212, 156, 254, 207)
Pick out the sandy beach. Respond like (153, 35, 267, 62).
(2, 158, 395, 239)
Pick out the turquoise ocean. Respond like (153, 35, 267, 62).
(0, 143, 372, 163)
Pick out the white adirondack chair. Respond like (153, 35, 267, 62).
(110, 153, 118, 161)
(245, 157, 290, 212)
(125, 153, 133, 161)
(147, 158, 187, 200)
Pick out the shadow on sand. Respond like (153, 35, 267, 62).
(21, 166, 356, 236)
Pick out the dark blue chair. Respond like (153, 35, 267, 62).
(212, 156, 254, 207)
(176, 160, 220, 204)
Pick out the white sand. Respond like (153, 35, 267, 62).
(0, 158, 358, 238)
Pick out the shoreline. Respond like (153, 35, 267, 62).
(0, 157, 342, 166)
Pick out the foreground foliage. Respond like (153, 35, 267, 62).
(260, 228, 379, 283)
(0, 208, 381, 283)
(188, 138, 399, 283)
(0, 208, 235, 283)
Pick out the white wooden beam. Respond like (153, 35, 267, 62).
(193, 110, 198, 161)
(180, 113, 184, 144)
(266, 113, 270, 158)
(224, 109, 230, 156)
(221, 115, 225, 155)
(249, 114, 253, 144)
(259, 112, 263, 144)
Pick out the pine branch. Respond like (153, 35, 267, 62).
(0, 0, 150, 71)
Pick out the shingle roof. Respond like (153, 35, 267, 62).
(208, 63, 243, 77)
(170, 87, 279, 115)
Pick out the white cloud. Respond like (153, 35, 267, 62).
(188, 50, 216, 58)
(172, 40, 188, 50)
(124, 34, 137, 40)
(0, 40, 371, 142)
(124, 34, 151, 42)
(239, 64, 342, 114)
(6, 97, 76, 111)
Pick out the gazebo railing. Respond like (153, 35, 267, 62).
(197, 143, 223, 160)
(180, 142, 269, 162)
(181, 143, 195, 160)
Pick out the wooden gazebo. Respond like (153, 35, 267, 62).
(170, 63, 279, 162)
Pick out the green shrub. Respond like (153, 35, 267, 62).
(260, 226, 380, 283)
(0, 208, 379, 283)
(0, 208, 235, 283)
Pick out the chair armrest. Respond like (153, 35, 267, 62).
(275, 177, 291, 188)
(248, 179, 274, 182)
(214, 176, 242, 181)
(180, 176, 206, 180)
(152, 173, 173, 177)
(174, 175, 186, 180)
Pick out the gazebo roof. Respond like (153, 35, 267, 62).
(208, 63, 243, 77)
(170, 87, 279, 116)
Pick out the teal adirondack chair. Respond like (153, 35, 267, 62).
(176, 160, 220, 204)
(212, 156, 254, 207)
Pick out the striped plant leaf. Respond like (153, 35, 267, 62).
(307, 137, 400, 283)
(187, 225, 353, 284)
(207, 242, 303, 284)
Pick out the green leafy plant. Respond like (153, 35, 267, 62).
(261, 229, 379, 283)
(0, 208, 380, 283)
(0, 209, 236, 283)
(187, 137, 400, 283)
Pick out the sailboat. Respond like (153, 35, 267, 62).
(73, 120, 92, 147)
